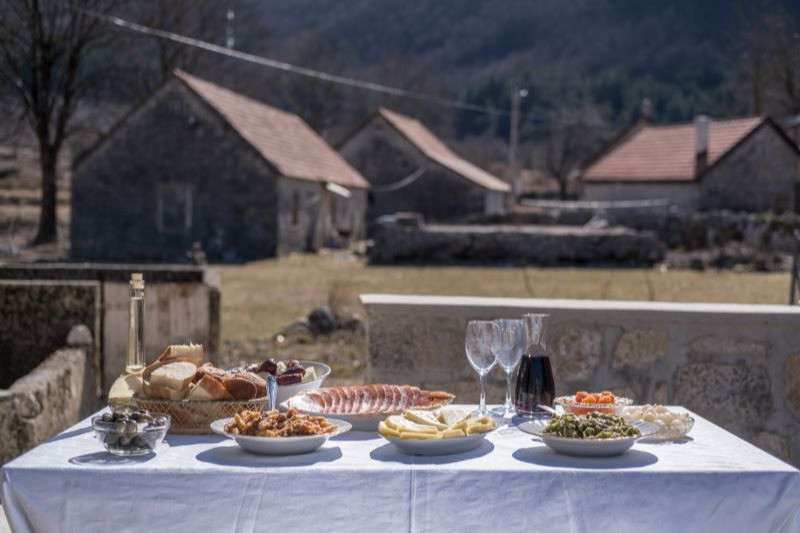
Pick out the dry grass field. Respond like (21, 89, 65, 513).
(220, 253, 792, 342)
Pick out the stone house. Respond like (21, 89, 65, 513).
(338, 108, 510, 222)
(71, 70, 368, 262)
(580, 116, 800, 212)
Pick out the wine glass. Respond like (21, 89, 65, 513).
(465, 320, 499, 417)
(490, 319, 526, 418)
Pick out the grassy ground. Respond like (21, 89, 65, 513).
(220, 253, 792, 342)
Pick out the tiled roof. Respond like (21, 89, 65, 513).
(175, 70, 368, 189)
(582, 117, 764, 182)
(378, 108, 511, 192)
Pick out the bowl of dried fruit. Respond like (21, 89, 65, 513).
(554, 391, 632, 416)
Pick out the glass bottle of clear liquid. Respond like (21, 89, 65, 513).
(514, 313, 555, 417)
(126, 273, 145, 374)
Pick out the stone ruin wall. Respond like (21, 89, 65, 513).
(361, 294, 800, 466)
(0, 327, 100, 465)
(369, 222, 665, 266)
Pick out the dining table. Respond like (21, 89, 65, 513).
(2, 406, 799, 533)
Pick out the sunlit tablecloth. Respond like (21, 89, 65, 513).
(3, 407, 799, 533)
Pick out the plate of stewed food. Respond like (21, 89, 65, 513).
(211, 409, 351, 455)
(519, 412, 659, 456)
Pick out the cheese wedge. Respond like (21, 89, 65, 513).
(438, 407, 470, 427)
(404, 410, 448, 430)
(442, 428, 466, 439)
(466, 422, 494, 435)
(452, 417, 474, 431)
(393, 417, 439, 434)
(399, 431, 442, 440)
(378, 421, 401, 438)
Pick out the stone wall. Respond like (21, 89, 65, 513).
(0, 329, 99, 465)
(0, 281, 100, 388)
(369, 222, 665, 265)
(477, 203, 800, 254)
(0, 264, 220, 392)
(361, 294, 800, 466)
(582, 182, 701, 209)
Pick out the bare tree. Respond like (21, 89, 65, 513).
(0, 0, 121, 244)
(544, 108, 605, 200)
(122, 0, 221, 99)
(739, 1, 800, 115)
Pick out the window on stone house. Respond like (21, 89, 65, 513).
(292, 191, 300, 225)
(157, 184, 192, 233)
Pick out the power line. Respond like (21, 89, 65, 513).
(62, 3, 528, 118)
(60, 2, 626, 128)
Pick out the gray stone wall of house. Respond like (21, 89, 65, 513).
(361, 294, 800, 466)
(701, 125, 798, 212)
(332, 188, 368, 241)
(71, 81, 279, 262)
(276, 178, 323, 254)
(581, 182, 701, 209)
(340, 119, 487, 221)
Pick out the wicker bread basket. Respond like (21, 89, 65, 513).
(133, 397, 270, 434)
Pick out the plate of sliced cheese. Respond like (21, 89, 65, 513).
(378, 407, 497, 456)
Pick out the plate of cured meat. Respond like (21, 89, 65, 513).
(281, 384, 455, 431)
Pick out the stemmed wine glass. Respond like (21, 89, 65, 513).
(465, 320, 499, 417)
(490, 319, 526, 418)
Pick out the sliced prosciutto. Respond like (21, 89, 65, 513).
(286, 384, 455, 415)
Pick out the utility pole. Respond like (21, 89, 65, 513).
(225, 9, 235, 49)
(509, 83, 527, 201)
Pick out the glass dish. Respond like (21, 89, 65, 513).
(92, 414, 170, 456)
(554, 395, 632, 416)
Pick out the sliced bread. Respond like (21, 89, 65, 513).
(156, 344, 204, 367)
(186, 375, 234, 401)
(149, 361, 197, 392)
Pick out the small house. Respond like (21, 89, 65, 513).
(338, 108, 510, 222)
(71, 70, 369, 262)
(580, 116, 800, 212)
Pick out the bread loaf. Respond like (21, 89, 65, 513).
(186, 375, 234, 401)
(143, 381, 187, 400)
(195, 362, 228, 383)
(156, 344, 204, 367)
(222, 372, 266, 400)
(150, 361, 197, 391)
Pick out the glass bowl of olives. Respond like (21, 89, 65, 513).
(92, 408, 170, 456)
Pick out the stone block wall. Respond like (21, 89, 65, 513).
(0, 333, 99, 465)
(0, 264, 220, 392)
(0, 281, 100, 389)
(369, 223, 665, 265)
(361, 294, 800, 466)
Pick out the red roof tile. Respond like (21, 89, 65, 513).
(378, 108, 510, 192)
(582, 116, 764, 182)
(175, 70, 368, 189)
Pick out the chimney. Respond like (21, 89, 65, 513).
(640, 98, 653, 122)
(695, 115, 710, 174)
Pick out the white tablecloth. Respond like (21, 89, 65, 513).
(3, 407, 799, 533)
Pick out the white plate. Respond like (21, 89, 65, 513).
(519, 419, 659, 457)
(274, 361, 331, 406)
(279, 399, 387, 431)
(210, 417, 350, 455)
(382, 430, 494, 456)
